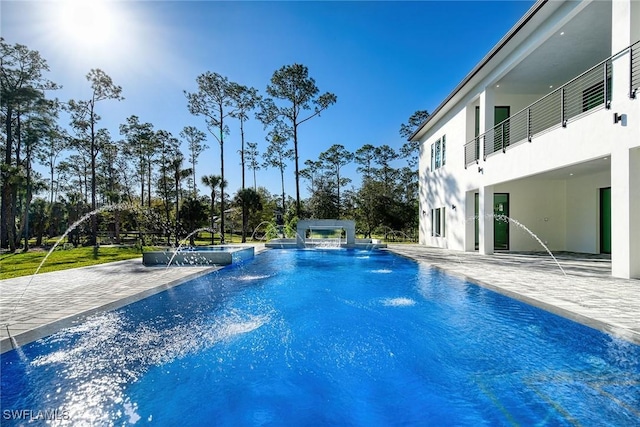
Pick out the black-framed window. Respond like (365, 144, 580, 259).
(431, 207, 446, 237)
(430, 134, 446, 170)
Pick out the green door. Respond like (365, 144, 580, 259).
(494, 106, 510, 152)
(494, 193, 509, 250)
(600, 187, 611, 254)
(474, 192, 479, 250)
(475, 107, 481, 160)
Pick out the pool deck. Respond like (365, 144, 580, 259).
(1, 243, 638, 353)
(385, 244, 640, 345)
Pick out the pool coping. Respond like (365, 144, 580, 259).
(0, 266, 220, 354)
(385, 245, 640, 346)
(1, 244, 638, 354)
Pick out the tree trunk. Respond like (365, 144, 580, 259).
(219, 112, 225, 244)
(90, 101, 97, 247)
(115, 209, 121, 244)
(9, 113, 22, 252)
(175, 172, 180, 245)
(140, 160, 145, 207)
(1, 105, 13, 249)
(241, 203, 247, 243)
(240, 119, 245, 189)
(17, 150, 33, 251)
(210, 191, 215, 245)
(17, 191, 31, 251)
(253, 168, 257, 191)
(147, 162, 152, 209)
(280, 169, 286, 216)
(293, 124, 300, 217)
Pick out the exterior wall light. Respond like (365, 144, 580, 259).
(478, 167, 484, 174)
(451, 204, 457, 210)
(614, 112, 622, 124)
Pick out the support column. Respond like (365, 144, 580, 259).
(464, 191, 476, 251)
(611, 0, 631, 53)
(478, 185, 494, 255)
(611, 148, 640, 278)
(479, 88, 495, 160)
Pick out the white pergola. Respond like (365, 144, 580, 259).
(296, 219, 356, 248)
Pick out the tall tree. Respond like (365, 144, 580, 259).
(354, 144, 376, 182)
(262, 132, 294, 215)
(186, 72, 240, 243)
(16, 109, 53, 250)
(257, 63, 336, 217)
(307, 174, 338, 219)
(170, 152, 193, 239)
(319, 144, 353, 219)
(230, 85, 260, 189)
(399, 109, 430, 168)
(373, 145, 398, 196)
(98, 140, 123, 243)
(201, 174, 222, 244)
(1, 38, 59, 251)
(245, 141, 260, 190)
(155, 129, 180, 243)
(180, 125, 207, 198)
(57, 153, 90, 201)
(36, 112, 68, 206)
(67, 68, 123, 245)
(299, 159, 322, 195)
(120, 115, 155, 207)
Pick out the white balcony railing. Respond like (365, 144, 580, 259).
(465, 40, 639, 168)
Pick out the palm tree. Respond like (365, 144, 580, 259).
(234, 188, 263, 243)
(201, 174, 222, 244)
(179, 198, 208, 246)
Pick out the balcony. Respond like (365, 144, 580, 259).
(464, 41, 639, 169)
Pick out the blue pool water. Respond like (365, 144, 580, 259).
(1, 249, 639, 426)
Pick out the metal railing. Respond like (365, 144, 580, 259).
(632, 40, 640, 98)
(464, 41, 638, 168)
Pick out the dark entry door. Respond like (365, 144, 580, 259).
(474, 192, 479, 250)
(494, 193, 509, 250)
(600, 187, 611, 254)
(494, 106, 511, 152)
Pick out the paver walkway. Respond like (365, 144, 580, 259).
(0, 258, 219, 353)
(386, 244, 640, 345)
(1, 243, 638, 353)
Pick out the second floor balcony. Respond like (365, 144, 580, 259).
(464, 40, 639, 169)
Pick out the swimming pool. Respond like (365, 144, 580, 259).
(1, 249, 639, 425)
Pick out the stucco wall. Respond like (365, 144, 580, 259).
(565, 170, 611, 253)
(632, 0, 640, 45)
(494, 179, 567, 251)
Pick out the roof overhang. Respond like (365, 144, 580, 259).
(409, 0, 613, 142)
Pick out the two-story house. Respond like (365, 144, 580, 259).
(411, 0, 639, 279)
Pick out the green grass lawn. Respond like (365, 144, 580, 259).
(0, 246, 143, 280)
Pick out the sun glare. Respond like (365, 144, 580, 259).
(56, 0, 116, 50)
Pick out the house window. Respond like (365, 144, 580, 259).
(431, 207, 446, 237)
(582, 77, 611, 112)
(430, 144, 435, 170)
(442, 135, 446, 167)
(430, 134, 447, 170)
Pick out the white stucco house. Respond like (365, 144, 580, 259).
(411, 0, 639, 279)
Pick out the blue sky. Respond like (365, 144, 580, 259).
(2, 0, 534, 199)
